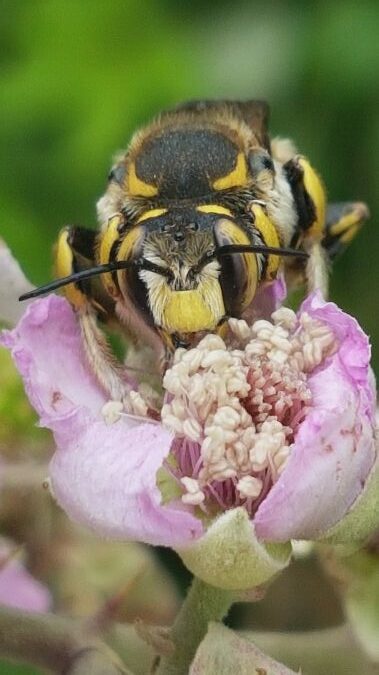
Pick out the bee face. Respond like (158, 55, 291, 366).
(113, 207, 260, 343)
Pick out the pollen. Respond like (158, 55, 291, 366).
(161, 307, 337, 517)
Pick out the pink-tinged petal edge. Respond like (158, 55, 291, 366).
(0, 543, 51, 613)
(0, 241, 34, 326)
(0, 296, 105, 438)
(49, 418, 203, 547)
(1, 296, 203, 547)
(255, 292, 376, 542)
(247, 275, 287, 321)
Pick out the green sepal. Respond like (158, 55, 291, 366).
(176, 507, 291, 590)
(325, 547, 379, 663)
(156, 458, 183, 505)
(189, 622, 299, 674)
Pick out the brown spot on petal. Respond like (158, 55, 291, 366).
(325, 444, 333, 453)
(51, 390, 62, 408)
(353, 423, 363, 443)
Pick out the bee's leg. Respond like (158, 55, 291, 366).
(55, 226, 131, 403)
(304, 200, 369, 294)
(304, 240, 329, 296)
(284, 155, 329, 295)
(78, 307, 132, 403)
(322, 202, 369, 260)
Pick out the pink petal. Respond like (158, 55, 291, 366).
(255, 293, 376, 541)
(0, 543, 51, 613)
(0, 241, 34, 326)
(50, 418, 203, 547)
(2, 295, 203, 547)
(246, 275, 287, 322)
(1, 296, 106, 438)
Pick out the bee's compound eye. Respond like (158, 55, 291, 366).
(214, 218, 258, 317)
(248, 149, 274, 176)
(108, 164, 126, 186)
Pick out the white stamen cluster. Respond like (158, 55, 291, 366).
(161, 308, 336, 513)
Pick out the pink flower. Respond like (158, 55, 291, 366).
(0, 240, 34, 326)
(1, 284, 378, 589)
(0, 540, 51, 612)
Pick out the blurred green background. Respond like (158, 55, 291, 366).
(1, 0, 378, 368)
(0, 2, 379, 673)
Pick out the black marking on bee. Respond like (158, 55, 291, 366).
(284, 158, 316, 239)
(134, 129, 240, 199)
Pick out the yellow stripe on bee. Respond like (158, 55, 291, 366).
(329, 211, 362, 238)
(98, 214, 123, 297)
(128, 162, 158, 197)
(299, 157, 326, 238)
(250, 203, 281, 280)
(136, 208, 168, 223)
(217, 218, 258, 311)
(196, 204, 233, 217)
(212, 152, 248, 191)
(116, 225, 144, 279)
(55, 228, 86, 309)
(339, 223, 361, 244)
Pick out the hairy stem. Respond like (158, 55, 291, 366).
(0, 606, 129, 674)
(157, 578, 234, 675)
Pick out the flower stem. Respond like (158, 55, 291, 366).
(157, 577, 234, 675)
(0, 606, 128, 674)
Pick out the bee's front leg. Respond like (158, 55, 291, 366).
(55, 225, 132, 405)
(78, 308, 132, 404)
(303, 239, 329, 297)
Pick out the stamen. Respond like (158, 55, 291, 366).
(101, 401, 124, 425)
(161, 306, 338, 516)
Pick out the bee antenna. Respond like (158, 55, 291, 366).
(216, 244, 309, 259)
(194, 243, 308, 274)
(19, 259, 172, 301)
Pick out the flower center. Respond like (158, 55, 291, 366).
(161, 307, 336, 517)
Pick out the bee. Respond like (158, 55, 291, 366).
(21, 100, 369, 401)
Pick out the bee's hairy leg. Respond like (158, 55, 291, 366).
(79, 307, 133, 404)
(304, 240, 329, 297)
(322, 201, 369, 260)
(55, 224, 132, 405)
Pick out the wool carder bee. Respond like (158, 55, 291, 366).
(21, 100, 369, 400)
